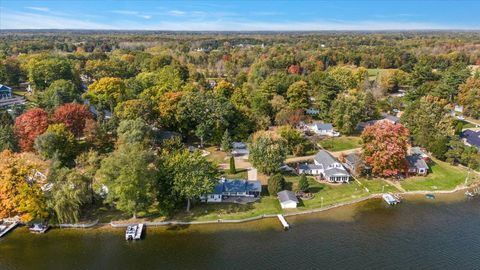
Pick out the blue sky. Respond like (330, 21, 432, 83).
(1, 1, 479, 30)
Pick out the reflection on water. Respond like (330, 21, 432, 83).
(1, 192, 479, 270)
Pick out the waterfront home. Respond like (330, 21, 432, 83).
(343, 152, 363, 176)
(307, 122, 339, 137)
(298, 150, 351, 183)
(409, 147, 430, 162)
(406, 154, 429, 176)
(202, 178, 262, 203)
(460, 130, 480, 149)
(277, 190, 299, 209)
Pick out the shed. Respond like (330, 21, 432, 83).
(277, 190, 299, 209)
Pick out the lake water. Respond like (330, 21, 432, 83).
(1, 193, 480, 270)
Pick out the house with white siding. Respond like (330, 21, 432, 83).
(298, 150, 351, 183)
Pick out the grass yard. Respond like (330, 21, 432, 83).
(400, 158, 469, 191)
(204, 146, 228, 165)
(172, 197, 281, 221)
(319, 136, 362, 152)
(221, 168, 248, 179)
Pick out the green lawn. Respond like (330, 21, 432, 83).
(221, 168, 248, 179)
(319, 136, 362, 152)
(204, 146, 228, 164)
(172, 197, 281, 221)
(400, 158, 469, 191)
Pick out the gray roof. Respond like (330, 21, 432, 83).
(382, 114, 400, 123)
(277, 190, 299, 203)
(324, 168, 350, 177)
(314, 150, 339, 167)
(312, 123, 333, 131)
(460, 130, 480, 148)
(344, 153, 361, 165)
(410, 147, 426, 156)
(298, 163, 324, 170)
(407, 155, 428, 169)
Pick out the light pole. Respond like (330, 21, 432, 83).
(321, 197, 324, 208)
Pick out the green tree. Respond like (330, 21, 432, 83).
(287, 80, 310, 110)
(229, 156, 236, 174)
(166, 150, 219, 211)
(221, 129, 232, 151)
(298, 174, 309, 192)
(48, 167, 90, 224)
(36, 79, 80, 110)
(458, 76, 480, 119)
(116, 119, 153, 146)
(27, 56, 78, 90)
(249, 131, 286, 175)
(83, 77, 126, 111)
(0, 124, 18, 152)
(268, 174, 285, 196)
(96, 143, 157, 218)
(401, 95, 454, 158)
(34, 124, 77, 164)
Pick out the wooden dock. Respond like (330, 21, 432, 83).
(277, 214, 290, 230)
(0, 221, 19, 238)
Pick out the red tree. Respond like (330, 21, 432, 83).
(15, 108, 49, 152)
(287, 64, 302, 74)
(361, 121, 409, 178)
(52, 103, 93, 137)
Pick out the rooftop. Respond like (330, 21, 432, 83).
(314, 150, 339, 167)
(277, 190, 299, 203)
(460, 130, 480, 148)
(310, 123, 333, 131)
(407, 154, 429, 169)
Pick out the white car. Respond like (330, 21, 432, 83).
(456, 115, 465, 120)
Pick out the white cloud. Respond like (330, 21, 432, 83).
(1, 10, 114, 29)
(25, 6, 50, 12)
(1, 8, 477, 30)
(111, 10, 152, 19)
(168, 10, 186, 16)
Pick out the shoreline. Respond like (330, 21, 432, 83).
(49, 182, 479, 230)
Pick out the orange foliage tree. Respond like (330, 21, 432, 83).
(0, 150, 48, 222)
(361, 121, 409, 178)
(15, 108, 49, 152)
(52, 103, 93, 137)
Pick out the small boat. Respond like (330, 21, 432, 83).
(29, 223, 49, 234)
(465, 191, 475, 197)
(125, 224, 144, 240)
(425, 194, 435, 200)
(382, 194, 400, 205)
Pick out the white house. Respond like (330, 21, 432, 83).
(0, 84, 12, 99)
(307, 123, 339, 137)
(298, 150, 351, 183)
(277, 190, 299, 209)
